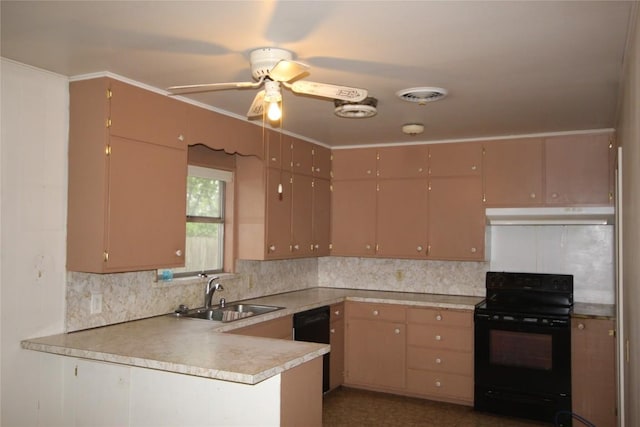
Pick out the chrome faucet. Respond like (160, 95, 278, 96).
(204, 277, 223, 309)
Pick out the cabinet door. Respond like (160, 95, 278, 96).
(330, 316, 345, 390)
(106, 136, 187, 271)
(429, 142, 482, 177)
(346, 318, 406, 390)
(312, 145, 332, 180)
(312, 178, 331, 256)
(291, 174, 314, 257)
(331, 180, 377, 256)
(291, 138, 314, 176)
(545, 134, 614, 205)
(377, 145, 428, 179)
(332, 148, 377, 180)
(264, 129, 292, 171)
(483, 138, 543, 206)
(572, 318, 616, 427)
(109, 79, 187, 150)
(377, 179, 428, 258)
(428, 177, 484, 260)
(265, 168, 292, 259)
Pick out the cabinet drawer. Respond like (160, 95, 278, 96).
(347, 301, 406, 322)
(407, 325, 472, 351)
(331, 303, 345, 322)
(407, 307, 472, 327)
(228, 315, 293, 340)
(406, 369, 473, 402)
(407, 347, 472, 376)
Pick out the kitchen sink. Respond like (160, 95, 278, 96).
(177, 303, 284, 323)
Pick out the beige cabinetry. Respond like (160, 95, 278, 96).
(482, 138, 544, 206)
(406, 308, 474, 405)
(236, 138, 331, 260)
(545, 133, 614, 205)
(329, 303, 345, 390)
(483, 133, 614, 207)
(571, 317, 616, 427)
(67, 77, 187, 273)
(228, 315, 293, 340)
(344, 302, 406, 391)
(332, 143, 484, 261)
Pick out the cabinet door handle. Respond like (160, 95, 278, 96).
(471, 165, 477, 171)
(268, 245, 276, 252)
(435, 381, 442, 388)
(175, 249, 183, 257)
(335, 310, 340, 316)
(394, 328, 400, 334)
(470, 247, 477, 254)
(417, 245, 424, 252)
(435, 314, 442, 321)
(293, 244, 300, 251)
(177, 134, 184, 142)
(435, 358, 442, 364)
(530, 192, 537, 199)
(372, 310, 379, 316)
(435, 335, 442, 341)
(551, 192, 559, 199)
(578, 323, 585, 330)
(330, 328, 336, 334)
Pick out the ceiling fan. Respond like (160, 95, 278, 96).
(167, 47, 368, 120)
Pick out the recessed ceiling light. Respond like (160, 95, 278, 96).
(334, 97, 378, 118)
(396, 87, 448, 105)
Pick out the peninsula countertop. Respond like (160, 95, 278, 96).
(17, 287, 499, 386)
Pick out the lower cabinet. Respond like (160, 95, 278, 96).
(227, 315, 293, 340)
(571, 317, 617, 427)
(329, 303, 345, 390)
(344, 301, 474, 405)
(406, 307, 474, 405)
(344, 302, 406, 391)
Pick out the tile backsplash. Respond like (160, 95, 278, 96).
(66, 225, 614, 331)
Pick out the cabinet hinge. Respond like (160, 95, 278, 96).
(609, 329, 616, 337)
(103, 251, 109, 262)
(330, 184, 333, 192)
(106, 89, 112, 99)
(329, 243, 333, 250)
(311, 148, 315, 155)
(482, 147, 486, 155)
(290, 177, 293, 184)
(330, 171, 334, 179)
(311, 180, 315, 188)
(482, 194, 486, 203)
(609, 192, 614, 202)
(376, 184, 379, 191)
(375, 244, 379, 252)
(105, 145, 112, 156)
(376, 152, 380, 160)
(106, 118, 112, 128)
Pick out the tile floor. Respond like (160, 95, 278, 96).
(322, 387, 550, 426)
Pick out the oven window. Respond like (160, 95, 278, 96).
(490, 330, 552, 370)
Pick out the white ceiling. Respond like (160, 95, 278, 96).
(1, 1, 635, 147)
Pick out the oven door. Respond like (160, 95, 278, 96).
(474, 312, 572, 423)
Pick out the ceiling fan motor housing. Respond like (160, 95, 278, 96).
(250, 48, 293, 80)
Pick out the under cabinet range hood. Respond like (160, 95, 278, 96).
(485, 207, 615, 225)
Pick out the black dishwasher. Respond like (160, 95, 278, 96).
(293, 306, 330, 393)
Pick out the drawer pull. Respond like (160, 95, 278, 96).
(435, 381, 442, 388)
(175, 249, 183, 257)
(335, 310, 341, 316)
(435, 358, 442, 364)
(435, 335, 442, 341)
(435, 314, 442, 321)
(394, 328, 400, 334)
(578, 323, 585, 330)
(373, 310, 379, 316)
(330, 328, 336, 334)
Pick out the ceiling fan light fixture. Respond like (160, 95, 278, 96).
(402, 123, 425, 135)
(334, 97, 378, 118)
(396, 87, 448, 105)
(250, 47, 293, 80)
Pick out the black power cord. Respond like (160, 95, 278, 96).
(554, 410, 596, 427)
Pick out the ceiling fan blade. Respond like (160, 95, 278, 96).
(286, 80, 367, 102)
(167, 81, 261, 95)
(268, 60, 310, 82)
(247, 90, 266, 117)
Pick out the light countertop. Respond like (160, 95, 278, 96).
(18, 288, 486, 385)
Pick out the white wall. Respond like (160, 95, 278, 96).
(1, 59, 68, 426)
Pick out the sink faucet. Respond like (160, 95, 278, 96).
(204, 277, 224, 309)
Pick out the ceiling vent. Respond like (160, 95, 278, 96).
(334, 97, 378, 118)
(396, 87, 448, 104)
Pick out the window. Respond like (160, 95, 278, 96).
(168, 166, 232, 278)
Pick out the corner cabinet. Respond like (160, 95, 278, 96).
(67, 78, 187, 273)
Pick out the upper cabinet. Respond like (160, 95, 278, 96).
(67, 78, 187, 273)
(483, 133, 615, 207)
(332, 148, 378, 180)
(545, 133, 614, 205)
(429, 143, 482, 177)
(482, 138, 544, 206)
(377, 145, 428, 179)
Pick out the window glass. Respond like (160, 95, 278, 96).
(160, 166, 231, 278)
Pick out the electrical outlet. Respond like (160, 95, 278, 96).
(90, 293, 102, 314)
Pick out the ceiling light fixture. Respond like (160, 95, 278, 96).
(334, 97, 378, 118)
(264, 80, 282, 121)
(402, 123, 425, 136)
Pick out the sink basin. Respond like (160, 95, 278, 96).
(178, 303, 283, 323)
